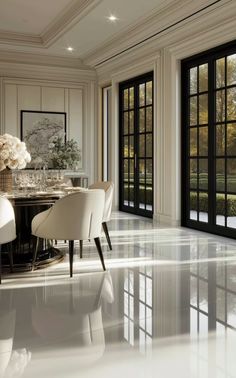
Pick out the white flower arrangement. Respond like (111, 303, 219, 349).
(0, 133, 31, 171)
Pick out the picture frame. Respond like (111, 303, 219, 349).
(21, 110, 66, 168)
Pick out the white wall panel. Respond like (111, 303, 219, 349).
(41, 87, 65, 112)
(17, 85, 41, 112)
(1, 78, 95, 179)
(68, 88, 83, 169)
(4, 84, 17, 137)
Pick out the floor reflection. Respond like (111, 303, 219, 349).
(1, 212, 236, 377)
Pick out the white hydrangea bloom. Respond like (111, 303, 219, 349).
(0, 133, 31, 171)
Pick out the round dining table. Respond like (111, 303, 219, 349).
(1, 188, 83, 272)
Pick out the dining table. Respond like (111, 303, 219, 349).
(0, 187, 85, 272)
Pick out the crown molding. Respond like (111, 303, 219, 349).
(84, 0, 232, 67)
(0, 49, 89, 69)
(0, 61, 97, 83)
(41, 0, 102, 47)
(95, 0, 235, 79)
(0, 30, 42, 46)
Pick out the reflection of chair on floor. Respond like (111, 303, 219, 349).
(31, 272, 114, 369)
(0, 310, 15, 377)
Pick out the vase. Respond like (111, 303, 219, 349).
(0, 168, 13, 192)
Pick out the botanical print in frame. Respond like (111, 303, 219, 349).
(21, 110, 66, 168)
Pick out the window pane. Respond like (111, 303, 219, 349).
(216, 193, 225, 226)
(139, 135, 145, 157)
(139, 83, 145, 107)
(129, 136, 134, 158)
(124, 137, 129, 157)
(227, 123, 236, 155)
(199, 127, 208, 156)
(227, 159, 236, 192)
(199, 64, 208, 92)
(227, 194, 236, 228)
(190, 67, 197, 94)
(227, 87, 236, 121)
(129, 87, 134, 108)
(146, 107, 152, 132)
(199, 159, 208, 190)
(146, 134, 152, 158)
(216, 90, 225, 123)
(139, 109, 145, 132)
(190, 191, 197, 220)
(216, 58, 225, 88)
(124, 89, 129, 110)
(124, 112, 129, 135)
(146, 81, 152, 105)
(216, 159, 225, 192)
(190, 96, 197, 126)
(190, 159, 197, 189)
(129, 183, 134, 206)
(130, 159, 134, 183)
(199, 94, 208, 124)
(129, 111, 134, 134)
(199, 193, 208, 223)
(124, 182, 129, 204)
(190, 128, 197, 156)
(139, 159, 145, 185)
(124, 160, 128, 181)
(216, 124, 225, 156)
(146, 160, 152, 185)
(227, 54, 236, 86)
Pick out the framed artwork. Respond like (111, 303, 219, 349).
(21, 110, 66, 168)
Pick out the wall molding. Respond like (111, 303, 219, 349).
(0, 61, 96, 83)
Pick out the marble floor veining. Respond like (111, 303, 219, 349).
(1, 211, 236, 377)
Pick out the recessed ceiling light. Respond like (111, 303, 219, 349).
(107, 14, 118, 22)
(67, 46, 74, 52)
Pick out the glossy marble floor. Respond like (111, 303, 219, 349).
(1, 211, 236, 377)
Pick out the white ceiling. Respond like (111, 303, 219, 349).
(0, 0, 75, 34)
(0, 0, 227, 66)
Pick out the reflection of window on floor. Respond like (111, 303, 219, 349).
(123, 267, 153, 354)
(216, 245, 236, 331)
(124, 269, 134, 345)
(139, 266, 152, 354)
(190, 239, 209, 336)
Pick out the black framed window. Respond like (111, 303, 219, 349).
(119, 72, 153, 218)
(182, 40, 236, 238)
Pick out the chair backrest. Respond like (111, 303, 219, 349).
(33, 190, 105, 241)
(0, 197, 16, 244)
(89, 181, 114, 222)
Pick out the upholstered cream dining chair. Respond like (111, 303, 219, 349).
(89, 181, 114, 248)
(0, 197, 16, 284)
(31, 190, 106, 277)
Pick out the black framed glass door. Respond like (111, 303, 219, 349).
(182, 40, 236, 238)
(119, 72, 153, 218)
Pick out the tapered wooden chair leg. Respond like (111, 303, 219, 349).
(32, 237, 39, 271)
(69, 240, 74, 278)
(102, 222, 112, 250)
(79, 240, 83, 258)
(94, 237, 106, 271)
